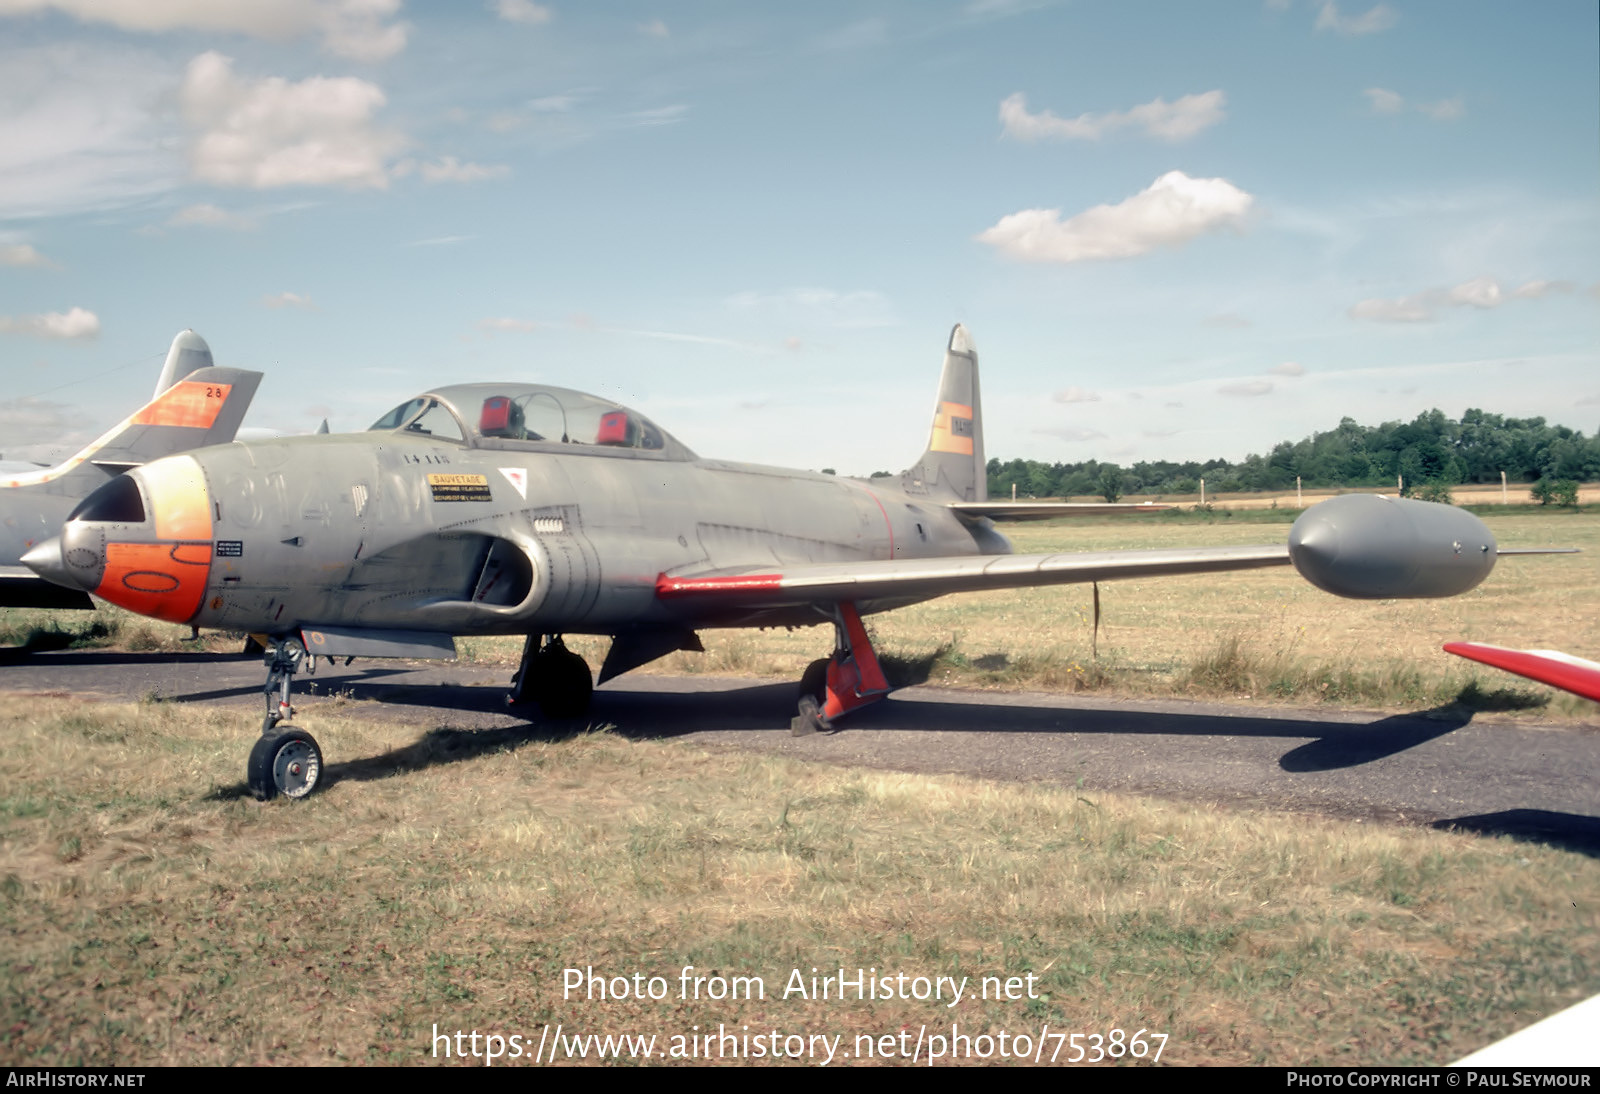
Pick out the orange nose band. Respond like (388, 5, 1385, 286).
(96, 457, 214, 624)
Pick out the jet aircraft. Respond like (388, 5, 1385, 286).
(22, 325, 1555, 800)
(1, 331, 261, 609)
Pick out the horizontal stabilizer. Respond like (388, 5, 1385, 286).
(657, 544, 1291, 609)
(300, 625, 457, 661)
(950, 501, 1171, 521)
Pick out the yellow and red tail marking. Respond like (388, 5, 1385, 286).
(929, 400, 974, 455)
(132, 378, 231, 430)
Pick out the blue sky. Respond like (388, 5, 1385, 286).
(1, 1, 1596, 475)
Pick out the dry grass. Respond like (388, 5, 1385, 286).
(0, 697, 1595, 1066)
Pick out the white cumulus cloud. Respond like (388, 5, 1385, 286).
(0, 0, 408, 61)
(723, 288, 895, 329)
(180, 51, 405, 189)
(1364, 88, 1404, 114)
(1219, 380, 1273, 397)
(1315, 2, 1397, 35)
(1510, 279, 1574, 299)
(406, 156, 510, 183)
(0, 306, 99, 339)
(1350, 276, 1571, 323)
(1269, 361, 1305, 377)
(1417, 98, 1464, 121)
(167, 203, 258, 230)
(0, 42, 180, 219)
(478, 317, 537, 334)
(0, 243, 53, 267)
(262, 291, 315, 309)
(1000, 90, 1226, 143)
(493, 0, 551, 25)
(1033, 426, 1106, 442)
(1051, 386, 1101, 404)
(1364, 89, 1465, 120)
(1446, 276, 1501, 309)
(978, 170, 1254, 263)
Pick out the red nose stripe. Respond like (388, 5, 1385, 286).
(98, 542, 213, 623)
(132, 379, 231, 430)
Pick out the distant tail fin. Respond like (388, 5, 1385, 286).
(2, 365, 262, 493)
(151, 329, 215, 399)
(902, 324, 985, 502)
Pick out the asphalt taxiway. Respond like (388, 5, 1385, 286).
(2, 648, 1596, 853)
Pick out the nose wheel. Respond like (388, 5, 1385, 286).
(247, 636, 325, 801)
(248, 728, 323, 801)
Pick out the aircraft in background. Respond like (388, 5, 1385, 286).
(21, 325, 1568, 799)
(1445, 642, 1600, 702)
(1, 331, 261, 609)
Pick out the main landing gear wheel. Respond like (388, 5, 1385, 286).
(792, 658, 831, 737)
(508, 635, 593, 719)
(248, 727, 323, 801)
(790, 603, 891, 737)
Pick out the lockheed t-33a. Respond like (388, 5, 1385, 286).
(22, 326, 1543, 799)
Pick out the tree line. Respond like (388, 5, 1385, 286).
(987, 408, 1600, 501)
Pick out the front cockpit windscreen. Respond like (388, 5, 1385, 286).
(371, 384, 689, 458)
(366, 397, 465, 442)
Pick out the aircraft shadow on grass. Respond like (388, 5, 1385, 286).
(1433, 809, 1600, 859)
(194, 680, 1599, 857)
(167, 668, 1475, 770)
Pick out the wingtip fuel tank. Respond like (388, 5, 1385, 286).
(152, 329, 214, 399)
(1288, 493, 1497, 599)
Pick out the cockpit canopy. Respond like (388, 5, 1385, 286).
(367, 383, 693, 460)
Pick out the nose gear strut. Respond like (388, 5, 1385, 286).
(247, 636, 324, 801)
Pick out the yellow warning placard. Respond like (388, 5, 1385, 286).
(428, 473, 492, 502)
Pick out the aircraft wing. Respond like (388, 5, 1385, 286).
(1444, 642, 1600, 702)
(948, 501, 1171, 521)
(657, 544, 1291, 608)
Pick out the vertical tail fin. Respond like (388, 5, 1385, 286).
(902, 324, 985, 502)
(2, 365, 261, 493)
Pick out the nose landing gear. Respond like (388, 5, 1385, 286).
(248, 637, 324, 801)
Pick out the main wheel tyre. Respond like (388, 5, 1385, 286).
(791, 658, 832, 737)
(538, 649, 593, 719)
(247, 728, 324, 801)
(798, 658, 830, 706)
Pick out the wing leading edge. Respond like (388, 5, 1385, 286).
(948, 501, 1171, 521)
(656, 543, 1292, 608)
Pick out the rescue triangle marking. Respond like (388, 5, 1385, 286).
(499, 467, 527, 499)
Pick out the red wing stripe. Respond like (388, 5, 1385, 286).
(656, 573, 784, 598)
(1444, 642, 1600, 702)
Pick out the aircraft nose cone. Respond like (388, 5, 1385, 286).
(20, 536, 81, 591)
